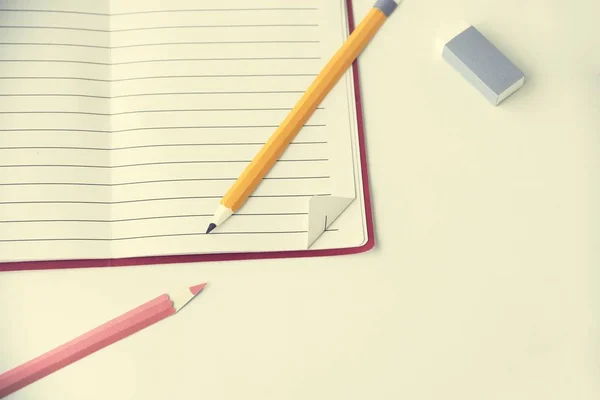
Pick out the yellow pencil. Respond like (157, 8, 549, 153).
(206, 0, 400, 233)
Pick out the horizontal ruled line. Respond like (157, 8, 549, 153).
(114, 8, 318, 15)
(0, 230, 339, 243)
(113, 74, 317, 81)
(114, 24, 318, 32)
(0, 142, 327, 151)
(0, 124, 325, 134)
(0, 107, 325, 117)
(114, 57, 320, 65)
(114, 40, 319, 48)
(0, 40, 319, 49)
(0, 159, 328, 169)
(112, 124, 325, 133)
(0, 24, 318, 33)
(0, 194, 331, 205)
(0, 91, 306, 99)
(0, 9, 108, 16)
(0, 232, 299, 243)
(0, 57, 320, 66)
(113, 91, 305, 99)
(0, 42, 108, 49)
(0, 25, 106, 32)
(0, 128, 109, 133)
(0, 177, 330, 187)
(0, 8, 318, 17)
(0, 93, 107, 99)
(0, 59, 108, 66)
(0, 76, 108, 82)
(0, 213, 309, 223)
(0, 111, 108, 116)
(0, 74, 318, 82)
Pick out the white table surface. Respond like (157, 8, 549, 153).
(1, 1, 599, 399)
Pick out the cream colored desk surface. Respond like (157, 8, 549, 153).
(1, 1, 599, 399)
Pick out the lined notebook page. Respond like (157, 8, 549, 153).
(109, 0, 358, 258)
(0, 1, 111, 262)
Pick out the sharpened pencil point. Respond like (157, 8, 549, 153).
(189, 283, 207, 295)
(206, 223, 217, 234)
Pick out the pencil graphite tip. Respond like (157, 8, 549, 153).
(206, 223, 217, 234)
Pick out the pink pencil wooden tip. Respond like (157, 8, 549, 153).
(189, 283, 207, 295)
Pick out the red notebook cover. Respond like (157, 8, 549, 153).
(0, 0, 375, 272)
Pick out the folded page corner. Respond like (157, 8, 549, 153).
(306, 196, 354, 249)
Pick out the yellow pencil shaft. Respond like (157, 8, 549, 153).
(223, 8, 388, 211)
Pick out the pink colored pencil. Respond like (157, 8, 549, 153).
(0, 283, 207, 398)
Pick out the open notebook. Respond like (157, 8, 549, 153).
(0, 0, 374, 271)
